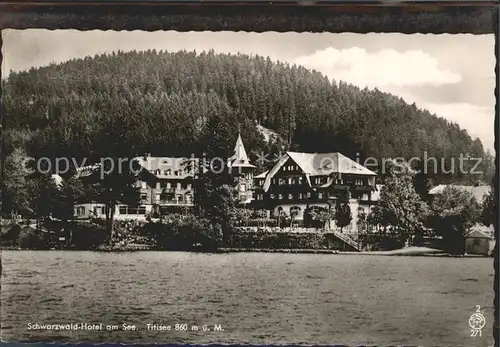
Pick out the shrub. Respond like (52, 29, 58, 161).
(17, 227, 51, 249)
(224, 231, 345, 250)
(143, 214, 222, 251)
(358, 234, 405, 251)
(1, 223, 22, 242)
(67, 221, 107, 249)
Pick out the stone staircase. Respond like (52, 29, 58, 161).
(331, 230, 361, 251)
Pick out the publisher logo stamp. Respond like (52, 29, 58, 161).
(469, 305, 486, 337)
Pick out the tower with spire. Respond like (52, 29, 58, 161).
(227, 132, 256, 204)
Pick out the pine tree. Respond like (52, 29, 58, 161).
(335, 202, 352, 233)
(194, 112, 237, 245)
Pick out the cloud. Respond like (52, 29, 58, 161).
(294, 47, 495, 151)
(294, 47, 462, 88)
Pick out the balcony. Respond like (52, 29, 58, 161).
(354, 185, 372, 192)
(333, 184, 350, 191)
(157, 200, 193, 206)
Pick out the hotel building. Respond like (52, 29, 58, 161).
(252, 151, 379, 232)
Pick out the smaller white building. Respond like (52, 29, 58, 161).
(74, 203, 153, 222)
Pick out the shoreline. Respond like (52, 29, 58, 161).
(1, 245, 491, 257)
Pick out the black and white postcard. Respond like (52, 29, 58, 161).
(1, 28, 496, 346)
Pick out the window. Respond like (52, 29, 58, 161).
(156, 182, 161, 189)
(176, 182, 181, 189)
(290, 206, 301, 217)
(307, 192, 312, 198)
(288, 193, 293, 200)
(166, 182, 171, 189)
(187, 184, 192, 190)
(473, 239, 481, 246)
(355, 179, 363, 186)
(177, 195, 183, 202)
(298, 193, 303, 200)
(288, 178, 293, 185)
(240, 183, 247, 192)
(270, 194, 276, 199)
(278, 194, 283, 200)
(119, 206, 128, 214)
(155, 194, 161, 202)
(279, 178, 286, 185)
(138, 206, 147, 215)
(318, 192, 324, 199)
(186, 194, 192, 203)
(298, 177, 303, 184)
(283, 166, 287, 171)
(141, 181, 147, 189)
(140, 193, 147, 201)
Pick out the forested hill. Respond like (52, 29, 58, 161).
(2, 49, 493, 182)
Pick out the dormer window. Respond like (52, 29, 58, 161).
(314, 177, 323, 185)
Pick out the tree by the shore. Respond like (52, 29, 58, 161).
(428, 186, 481, 254)
(193, 112, 238, 245)
(480, 187, 496, 228)
(335, 202, 352, 233)
(2, 147, 31, 218)
(371, 160, 429, 244)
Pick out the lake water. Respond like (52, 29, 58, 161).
(1, 251, 494, 346)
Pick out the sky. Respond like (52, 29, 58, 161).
(2, 30, 495, 151)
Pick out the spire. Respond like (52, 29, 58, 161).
(228, 132, 256, 168)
